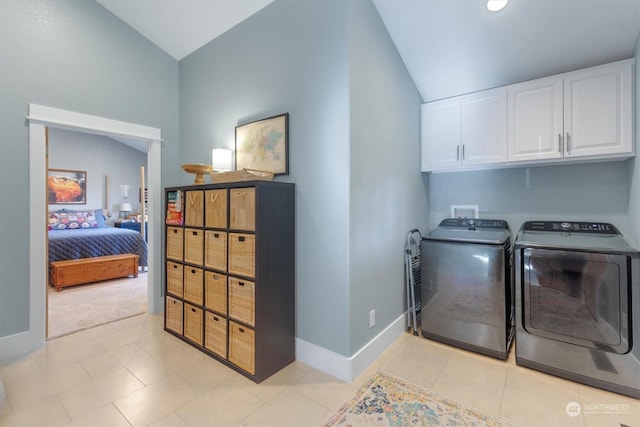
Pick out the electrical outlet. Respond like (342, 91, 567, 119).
(369, 309, 375, 328)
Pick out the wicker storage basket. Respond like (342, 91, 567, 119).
(230, 188, 256, 231)
(184, 190, 204, 227)
(166, 261, 184, 298)
(205, 189, 227, 228)
(205, 311, 227, 358)
(204, 230, 227, 271)
(228, 277, 255, 326)
(228, 233, 256, 278)
(184, 303, 203, 345)
(184, 267, 204, 305)
(184, 229, 204, 265)
(229, 321, 255, 374)
(205, 271, 227, 314)
(210, 168, 274, 184)
(166, 227, 184, 261)
(165, 296, 183, 334)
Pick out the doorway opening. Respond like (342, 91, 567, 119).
(26, 104, 163, 352)
(46, 127, 151, 338)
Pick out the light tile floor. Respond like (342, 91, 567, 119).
(0, 314, 638, 427)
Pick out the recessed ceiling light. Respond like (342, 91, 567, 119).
(487, 0, 508, 12)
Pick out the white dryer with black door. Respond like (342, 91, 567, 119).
(515, 221, 640, 398)
(421, 218, 514, 359)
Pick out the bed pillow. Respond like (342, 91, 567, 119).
(93, 210, 108, 227)
(48, 211, 98, 230)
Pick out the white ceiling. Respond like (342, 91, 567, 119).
(96, 0, 274, 60)
(96, 0, 640, 104)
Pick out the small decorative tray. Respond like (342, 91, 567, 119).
(210, 168, 274, 184)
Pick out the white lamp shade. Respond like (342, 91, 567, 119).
(120, 202, 132, 212)
(212, 148, 233, 171)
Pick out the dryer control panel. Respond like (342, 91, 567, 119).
(522, 221, 619, 235)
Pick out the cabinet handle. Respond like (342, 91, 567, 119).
(214, 233, 219, 238)
(191, 269, 196, 274)
(238, 281, 245, 287)
(192, 231, 198, 236)
(191, 307, 196, 313)
(239, 327, 245, 333)
(239, 236, 245, 242)
(462, 144, 465, 160)
(558, 134, 563, 153)
(456, 145, 460, 161)
(213, 316, 219, 321)
(566, 133, 571, 153)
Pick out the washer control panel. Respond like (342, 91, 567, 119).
(439, 218, 509, 230)
(523, 221, 619, 235)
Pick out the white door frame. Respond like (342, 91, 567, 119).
(3, 104, 162, 358)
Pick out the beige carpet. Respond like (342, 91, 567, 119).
(47, 272, 148, 338)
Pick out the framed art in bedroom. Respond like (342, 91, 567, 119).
(235, 113, 289, 176)
(47, 169, 87, 204)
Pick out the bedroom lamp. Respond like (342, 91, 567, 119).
(119, 202, 132, 219)
(212, 148, 233, 172)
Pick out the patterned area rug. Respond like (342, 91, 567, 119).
(323, 371, 512, 427)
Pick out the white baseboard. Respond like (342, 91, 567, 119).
(295, 313, 407, 382)
(0, 331, 41, 365)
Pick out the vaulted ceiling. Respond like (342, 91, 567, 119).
(96, 0, 640, 103)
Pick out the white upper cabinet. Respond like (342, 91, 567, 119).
(564, 62, 633, 158)
(461, 88, 508, 166)
(507, 77, 563, 162)
(421, 87, 507, 172)
(508, 59, 633, 163)
(421, 98, 460, 171)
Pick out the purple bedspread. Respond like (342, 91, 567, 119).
(48, 226, 148, 267)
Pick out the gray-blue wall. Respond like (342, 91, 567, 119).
(0, 1, 179, 338)
(180, 0, 427, 356)
(429, 161, 631, 238)
(347, 0, 427, 353)
(48, 128, 147, 216)
(627, 32, 640, 249)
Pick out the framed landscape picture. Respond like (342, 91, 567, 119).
(235, 113, 289, 175)
(47, 169, 86, 204)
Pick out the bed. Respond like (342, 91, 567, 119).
(48, 210, 148, 267)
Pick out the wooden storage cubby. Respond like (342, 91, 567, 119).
(163, 181, 295, 383)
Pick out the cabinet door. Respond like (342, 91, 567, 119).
(420, 99, 460, 171)
(508, 76, 563, 162)
(564, 61, 633, 158)
(460, 88, 507, 166)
